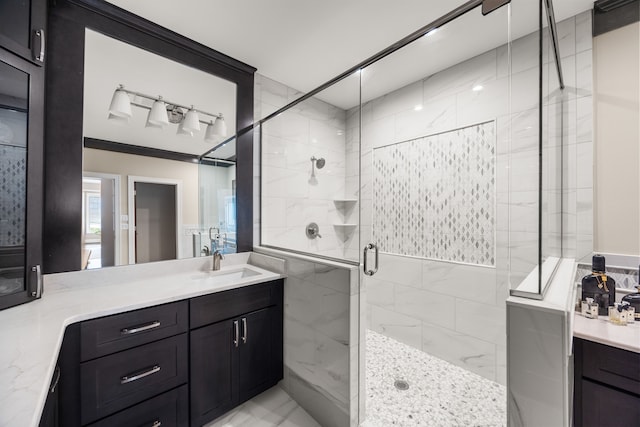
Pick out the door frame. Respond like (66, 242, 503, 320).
(127, 176, 183, 265)
(83, 172, 121, 266)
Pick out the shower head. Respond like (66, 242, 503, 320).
(311, 156, 326, 169)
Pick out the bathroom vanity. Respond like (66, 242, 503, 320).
(573, 314, 640, 426)
(0, 252, 285, 427)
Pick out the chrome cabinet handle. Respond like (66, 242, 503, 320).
(120, 320, 161, 335)
(120, 365, 160, 384)
(31, 265, 43, 298)
(241, 318, 247, 344)
(233, 320, 239, 347)
(363, 243, 379, 276)
(33, 29, 45, 63)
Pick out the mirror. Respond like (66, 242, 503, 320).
(81, 29, 237, 268)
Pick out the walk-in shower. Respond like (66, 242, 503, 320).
(257, 0, 576, 425)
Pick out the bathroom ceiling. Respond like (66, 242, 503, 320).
(105, 0, 593, 110)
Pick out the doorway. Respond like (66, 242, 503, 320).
(81, 173, 120, 269)
(127, 176, 182, 264)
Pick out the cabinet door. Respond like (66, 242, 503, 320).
(0, 48, 44, 310)
(39, 366, 60, 427)
(238, 307, 281, 401)
(0, 0, 46, 65)
(581, 379, 640, 426)
(190, 319, 239, 426)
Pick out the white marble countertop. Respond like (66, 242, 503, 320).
(0, 252, 285, 427)
(573, 312, 640, 353)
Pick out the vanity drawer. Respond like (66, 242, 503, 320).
(580, 340, 640, 396)
(190, 280, 283, 329)
(80, 301, 188, 361)
(80, 334, 188, 425)
(86, 385, 188, 427)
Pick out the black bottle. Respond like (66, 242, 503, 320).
(620, 264, 640, 321)
(581, 254, 616, 316)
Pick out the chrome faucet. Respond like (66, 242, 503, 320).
(212, 250, 224, 271)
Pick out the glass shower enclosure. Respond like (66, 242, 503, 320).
(258, 0, 569, 424)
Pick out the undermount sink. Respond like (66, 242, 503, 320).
(191, 267, 262, 283)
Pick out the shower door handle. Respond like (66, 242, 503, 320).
(363, 243, 378, 276)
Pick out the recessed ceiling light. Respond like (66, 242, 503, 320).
(472, 85, 484, 91)
(414, 104, 423, 111)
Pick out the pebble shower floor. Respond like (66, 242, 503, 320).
(361, 330, 506, 427)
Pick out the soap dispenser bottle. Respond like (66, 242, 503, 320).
(581, 254, 616, 316)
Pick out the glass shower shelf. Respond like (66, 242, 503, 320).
(333, 223, 357, 228)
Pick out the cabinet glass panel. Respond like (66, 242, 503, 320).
(0, 60, 28, 296)
(0, 1, 31, 50)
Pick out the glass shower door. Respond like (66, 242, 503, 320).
(358, 2, 513, 425)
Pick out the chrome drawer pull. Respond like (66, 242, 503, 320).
(120, 365, 160, 384)
(120, 320, 161, 335)
(151, 421, 161, 427)
(241, 317, 247, 344)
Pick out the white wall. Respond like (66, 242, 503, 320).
(593, 22, 640, 257)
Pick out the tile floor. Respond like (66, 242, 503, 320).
(361, 330, 506, 427)
(204, 385, 321, 427)
(206, 330, 507, 427)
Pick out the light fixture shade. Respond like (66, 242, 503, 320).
(204, 116, 227, 142)
(146, 98, 169, 127)
(108, 87, 132, 118)
(212, 115, 227, 137)
(108, 112, 129, 125)
(181, 107, 201, 133)
(176, 121, 194, 137)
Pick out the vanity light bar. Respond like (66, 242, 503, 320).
(108, 85, 228, 140)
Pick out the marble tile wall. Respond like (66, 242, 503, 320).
(255, 248, 358, 427)
(257, 75, 351, 260)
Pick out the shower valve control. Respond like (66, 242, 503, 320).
(306, 223, 322, 239)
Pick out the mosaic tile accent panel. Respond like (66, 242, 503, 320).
(576, 264, 639, 290)
(372, 122, 496, 266)
(0, 145, 26, 247)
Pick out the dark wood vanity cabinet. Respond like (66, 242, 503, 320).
(53, 280, 283, 427)
(574, 338, 640, 426)
(190, 280, 284, 426)
(58, 301, 190, 427)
